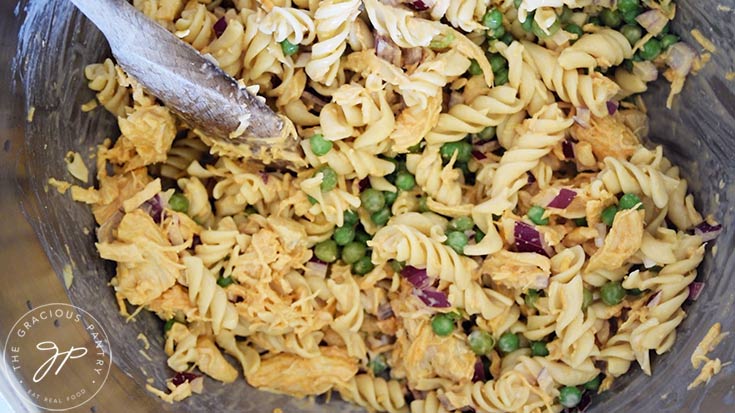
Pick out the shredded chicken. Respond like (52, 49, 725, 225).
(404, 323, 476, 387)
(247, 347, 358, 397)
(586, 209, 644, 273)
(571, 115, 640, 162)
(482, 250, 551, 291)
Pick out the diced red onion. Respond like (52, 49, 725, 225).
(472, 150, 486, 160)
(403, 47, 423, 67)
(632, 61, 659, 82)
(573, 107, 591, 128)
(642, 257, 658, 268)
(646, 290, 663, 308)
(526, 171, 536, 184)
(259, 171, 269, 184)
(693, 221, 722, 242)
(414, 288, 451, 308)
(472, 358, 486, 382)
(377, 302, 394, 320)
(595, 223, 607, 248)
(408, 0, 429, 11)
(402, 266, 430, 289)
(533, 276, 550, 290)
(142, 194, 164, 223)
(606, 101, 618, 116)
(375, 35, 401, 65)
(667, 43, 697, 77)
(688, 282, 705, 301)
(172, 372, 200, 386)
(514, 221, 551, 257)
(635, 9, 669, 36)
(214, 17, 228, 38)
(547, 188, 577, 209)
(306, 260, 329, 278)
(358, 178, 370, 191)
(562, 139, 575, 159)
(536, 367, 553, 390)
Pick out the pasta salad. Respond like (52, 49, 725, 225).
(64, 0, 720, 411)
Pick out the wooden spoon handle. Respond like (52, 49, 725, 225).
(69, 0, 285, 142)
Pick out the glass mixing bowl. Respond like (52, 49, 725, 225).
(1, 0, 733, 412)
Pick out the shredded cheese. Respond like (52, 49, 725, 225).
(688, 323, 730, 390)
(27, 106, 35, 122)
(48, 178, 72, 194)
(62, 264, 74, 289)
(65, 151, 89, 183)
(690, 29, 717, 53)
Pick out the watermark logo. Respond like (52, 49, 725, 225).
(3, 303, 112, 411)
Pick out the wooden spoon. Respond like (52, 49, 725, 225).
(69, 0, 298, 164)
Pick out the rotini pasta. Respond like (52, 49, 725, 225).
(69, 0, 716, 410)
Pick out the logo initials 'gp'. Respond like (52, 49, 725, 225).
(33, 341, 88, 383)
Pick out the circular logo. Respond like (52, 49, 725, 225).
(3, 303, 112, 411)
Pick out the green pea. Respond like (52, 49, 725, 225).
(497, 332, 520, 353)
(588, 16, 602, 26)
(494, 68, 509, 86)
(429, 32, 454, 49)
(584, 375, 602, 391)
(525, 289, 540, 309)
(582, 288, 593, 311)
(530, 341, 549, 357)
(488, 54, 507, 74)
(619, 193, 643, 210)
(390, 260, 405, 273)
(408, 142, 423, 153)
(600, 9, 622, 28)
(601, 205, 618, 226)
(431, 313, 456, 337)
(164, 318, 176, 332)
(314, 240, 338, 263)
(342, 242, 366, 264)
(355, 228, 371, 244)
(639, 38, 662, 60)
(450, 216, 474, 232)
(309, 133, 332, 156)
(468, 330, 495, 355)
(440, 141, 472, 163)
(521, 13, 535, 32)
(468, 59, 483, 76)
(343, 209, 359, 226)
(574, 217, 588, 227)
(352, 256, 375, 275)
(565, 23, 584, 38)
(558, 6, 573, 23)
(621, 24, 642, 45)
(475, 230, 486, 243)
(482, 8, 504, 30)
(333, 226, 355, 246)
(661, 34, 679, 49)
(527, 205, 549, 225)
(446, 231, 468, 254)
(601, 281, 626, 306)
(418, 196, 430, 212)
(217, 276, 234, 287)
(371, 207, 391, 226)
(361, 188, 386, 213)
(500, 32, 514, 45)
(488, 25, 506, 40)
(532, 18, 560, 39)
(368, 354, 388, 375)
(617, 0, 640, 13)
(621, 6, 642, 24)
(395, 171, 416, 191)
(559, 386, 582, 408)
(383, 190, 397, 206)
(477, 125, 497, 141)
(280, 39, 299, 56)
(317, 166, 338, 192)
(169, 193, 189, 213)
